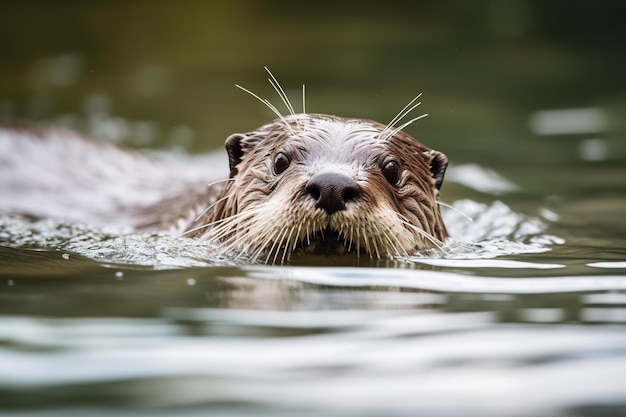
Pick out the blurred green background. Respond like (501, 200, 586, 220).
(1, 0, 624, 172)
(1, 6, 625, 414)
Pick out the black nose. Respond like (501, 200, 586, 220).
(305, 171, 360, 214)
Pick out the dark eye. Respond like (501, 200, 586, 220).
(273, 152, 291, 175)
(381, 160, 400, 185)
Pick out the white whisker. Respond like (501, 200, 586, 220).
(193, 193, 230, 223)
(382, 229, 405, 257)
(382, 113, 428, 141)
(235, 84, 296, 136)
(265, 66, 296, 116)
(206, 177, 235, 188)
(437, 201, 473, 222)
(281, 225, 297, 264)
(397, 213, 446, 251)
(265, 67, 305, 132)
(187, 207, 260, 239)
(361, 227, 372, 258)
(255, 219, 285, 264)
(347, 224, 354, 254)
(271, 226, 290, 265)
(181, 222, 213, 237)
(382, 93, 422, 139)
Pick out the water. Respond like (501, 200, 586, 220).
(1, 2, 626, 416)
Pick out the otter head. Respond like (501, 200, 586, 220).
(204, 113, 448, 263)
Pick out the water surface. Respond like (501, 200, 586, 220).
(1, 2, 626, 416)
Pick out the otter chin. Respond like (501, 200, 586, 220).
(185, 113, 448, 263)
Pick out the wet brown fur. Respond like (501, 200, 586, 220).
(185, 113, 448, 262)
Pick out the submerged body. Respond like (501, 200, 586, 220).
(0, 113, 448, 262)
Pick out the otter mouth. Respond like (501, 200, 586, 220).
(296, 227, 352, 256)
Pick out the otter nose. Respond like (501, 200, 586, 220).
(305, 171, 360, 214)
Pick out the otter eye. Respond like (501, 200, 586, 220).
(381, 160, 400, 185)
(273, 152, 291, 175)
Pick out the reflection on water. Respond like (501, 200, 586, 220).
(528, 108, 609, 137)
(1, 270, 626, 416)
(589, 262, 626, 269)
(2, 252, 626, 416)
(446, 164, 520, 194)
(2, 249, 626, 417)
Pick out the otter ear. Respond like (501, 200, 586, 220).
(426, 150, 448, 191)
(225, 133, 263, 178)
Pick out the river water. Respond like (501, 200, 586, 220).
(1, 2, 626, 416)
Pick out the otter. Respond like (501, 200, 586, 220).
(0, 79, 449, 263)
(185, 113, 448, 262)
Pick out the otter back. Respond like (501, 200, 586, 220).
(0, 126, 225, 233)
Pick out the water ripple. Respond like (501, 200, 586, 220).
(249, 266, 626, 294)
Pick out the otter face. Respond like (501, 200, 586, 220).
(203, 113, 447, 263)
